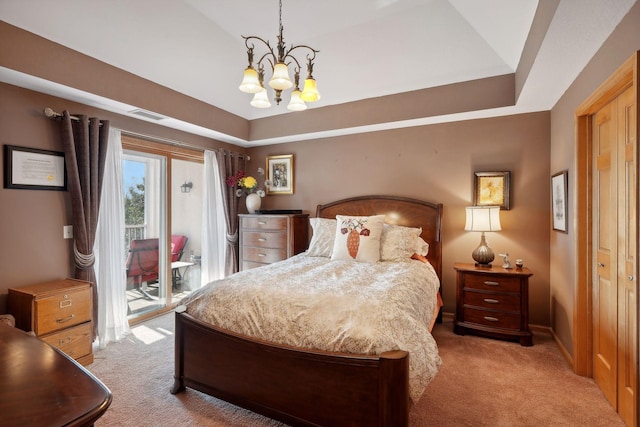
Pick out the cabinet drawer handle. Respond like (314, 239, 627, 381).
(258, 253, 266, 257)
(483, 316, 499, 322)
(483, 298, 500, 304)
(258, 238, 267, 242)
(258, 221, 267, 225)
(59, 299, 72, 308)
(56, 314, 75, 323)
(484, 281, 500, 286)
(59, 336, 72, 345)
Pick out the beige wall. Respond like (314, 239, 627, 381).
(0, 82, 245, 313)
(549, 1, 640, 356)
(247, 112, 551, 325)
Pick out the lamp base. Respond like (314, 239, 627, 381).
(471, 232, 495, 266)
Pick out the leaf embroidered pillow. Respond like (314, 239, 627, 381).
(331, 215, 385, 263)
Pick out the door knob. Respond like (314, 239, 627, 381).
(629, 275, 634, 281)
(598, 262, 605, 267)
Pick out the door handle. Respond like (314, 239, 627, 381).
(629, 275, 634, 281)
(598, 262, 605, 268)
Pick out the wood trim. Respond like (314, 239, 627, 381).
(121, 134, 204, 163)
(574, 52, 638, 409)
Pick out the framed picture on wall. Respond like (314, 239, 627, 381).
(474, 171, 511, 210)
(266, 154, 293, 194)
(3, 145, 67, 191)
(551, 170, 568, 233)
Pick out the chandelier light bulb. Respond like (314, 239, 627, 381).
(238, 67, 262, 93)
(287, 89, 307, 111)
(250, 87, 272, 108)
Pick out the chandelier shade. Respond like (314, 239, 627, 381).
(239, 0, 320, 111)
(250, 88, 272, 108)
(238, 67, 262, 93)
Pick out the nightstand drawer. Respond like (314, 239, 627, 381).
(463, 274, 521, 293)
(463, 307, 521, 330)
(41, 322, 92, 360)
(242, 231, 287, 248)
(463, 291, 521, 311)
(35, 288, 92, 335)
(242, 246, 287, 264)
(241, 216, 288, 231)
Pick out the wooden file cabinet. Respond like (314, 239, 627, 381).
(8, 278, 94, 365)
(239, 213, 309, 271)
(453, 262, 533, 346)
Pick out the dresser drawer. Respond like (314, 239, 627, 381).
(463, 274, 521, 293)
(41, 322, 92, 360)
(35, 288, 92, 335)
(241, 216, 288, 230)
(463, 307, 521, 330)
(463, 290, 521, 312)
(242, 246, 287, 264)
(242, 231, 287, 248)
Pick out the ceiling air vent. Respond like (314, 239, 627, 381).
(128, 109, 166, 121)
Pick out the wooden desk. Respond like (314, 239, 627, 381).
(0, 324, 112, 426)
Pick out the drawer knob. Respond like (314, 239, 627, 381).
(258, 238, 267, 242)
(483, 298, 500, 304)
(56, 314, 75, 324)
(484, 281, 500, 286)
(258, 221, 267, 225)
(483, 316, 499, 322)
(258, 253, 267, 257)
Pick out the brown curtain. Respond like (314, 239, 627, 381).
(61, 111, 109, 339)
(215, 149, 247, 275)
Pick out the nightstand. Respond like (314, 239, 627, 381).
(8, 278, 94, 365)
(453, 262, 533, 346)
(239, 213, 309, 271)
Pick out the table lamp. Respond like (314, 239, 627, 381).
(465, 206, 501, 267)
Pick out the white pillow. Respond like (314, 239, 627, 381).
(415, 237, 430, 257)
(331, 215, 385, 263)
(380, 224, 422, 261)
(307, 218, 336, 257)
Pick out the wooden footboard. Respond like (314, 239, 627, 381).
(171, 307, 410, 426)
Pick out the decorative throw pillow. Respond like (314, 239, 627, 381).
(415, 237, 430, 257)
(380, 224, 423, 261)
(331, 215, 385, 262)
(307, 218, 337, 257)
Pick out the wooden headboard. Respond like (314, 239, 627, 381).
(316, 195, 443, 282)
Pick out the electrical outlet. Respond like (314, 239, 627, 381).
(63, 225, 73, 239)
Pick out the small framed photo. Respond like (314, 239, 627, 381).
(551, 170, 568, 233)
(4, 145, 67, 191)
(266, 154, 293, 194)
(474, 171, 510, 210)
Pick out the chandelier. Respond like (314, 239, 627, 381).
(238, 0, 320, 111)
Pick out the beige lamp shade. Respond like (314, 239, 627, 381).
(250, 88, 271, 108)
(287, 89, 307, 111)
(238, 67, 262, 93)
(269, 63, 293, 90)
(465, 206, 502, 232)
(300, 77, 320, 102)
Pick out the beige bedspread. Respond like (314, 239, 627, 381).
(180, 254, 442, 401)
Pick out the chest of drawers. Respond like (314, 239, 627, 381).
(8, 278, 94, 365)
(239, 214, 309, 271)
(453, 262, 533, 346)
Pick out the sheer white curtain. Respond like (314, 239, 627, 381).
(94, 128, 130, 348)
(200, 150, 226, 285)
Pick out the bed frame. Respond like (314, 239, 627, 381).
(171, 195, 443, 426)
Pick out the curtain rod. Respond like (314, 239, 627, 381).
(43, 107, 249, 160)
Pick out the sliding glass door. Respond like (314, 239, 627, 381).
(122, 136, 203, 321)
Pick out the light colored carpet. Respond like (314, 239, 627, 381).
(88, 312, 624, 426)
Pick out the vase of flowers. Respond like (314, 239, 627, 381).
(226, 168, 270, 214)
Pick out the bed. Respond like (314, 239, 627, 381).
(171, 195, 443, 426)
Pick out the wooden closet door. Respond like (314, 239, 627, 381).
(593, 98, 618, 408)
(593, 85, 637, 427)
(617, 86, 637, 426)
